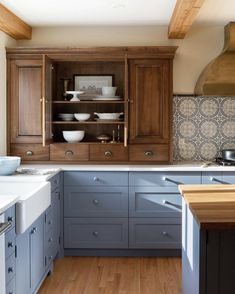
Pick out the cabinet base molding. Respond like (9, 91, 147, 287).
(64, 249, 181, 257)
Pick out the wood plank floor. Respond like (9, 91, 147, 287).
(39, 257, 181, 294)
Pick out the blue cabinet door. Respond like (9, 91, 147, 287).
(30, 214, 45, 292)
(52, 188, 60, 258)
(15, 228, 30, 294)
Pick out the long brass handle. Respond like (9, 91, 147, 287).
(124, 126, 127, 147)
(42, 96, 46, 147)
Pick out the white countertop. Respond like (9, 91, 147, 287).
(0, 195, 19, 215)
(15, 162, 235, 172)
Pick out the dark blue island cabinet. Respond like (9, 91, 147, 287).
(181, 186, 235, 294)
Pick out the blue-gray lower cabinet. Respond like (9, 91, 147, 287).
(64, 218, 128, 249)
(64, 186, 128, 218)
(15, 213, 45, 294)
(129, 187, 182, 218)
(129, 218, 181, 249)
(4, 205, 16, 294)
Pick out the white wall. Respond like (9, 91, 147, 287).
(0, 32, 16, 155)
(17, 25, 225, 94)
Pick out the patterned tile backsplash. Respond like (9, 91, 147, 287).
(173, 96, 235, 161)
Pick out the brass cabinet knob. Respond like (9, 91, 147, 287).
(104, 150, 112, 157)
(92, 231, 99, 236)
(93, 199, 99, 205)
(65, 150, 74, 157)
(144, 151, 154, 157)
(26, 150, 33, 156)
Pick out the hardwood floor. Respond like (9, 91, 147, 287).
(39, 257, 181, 294)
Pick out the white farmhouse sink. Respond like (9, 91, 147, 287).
(0, 182, 50, 234)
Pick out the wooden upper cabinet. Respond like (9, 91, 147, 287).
(9, 59, 43, 143)
(129, 59, 172, 144)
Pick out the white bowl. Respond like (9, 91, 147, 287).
(74, 113, 90, 121)
(59, 113, 74, 121)
(63, 131, 85, 143)
(0, 156, 21, 175)
(102, 87, 117, 96)
(94, 112, 123, 120)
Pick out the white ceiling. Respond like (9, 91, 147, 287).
(1, 0, 177, 26)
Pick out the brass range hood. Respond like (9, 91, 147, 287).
(195, 22, 235, 95)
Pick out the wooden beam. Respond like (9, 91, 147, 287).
(168, 0, 205, 39)
(0, 4, 32, 40)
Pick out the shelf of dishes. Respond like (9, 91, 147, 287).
(57, 112, 124, 122)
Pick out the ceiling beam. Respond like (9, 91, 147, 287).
(168, 0, 205, 39)
(0, 4, 32, 40)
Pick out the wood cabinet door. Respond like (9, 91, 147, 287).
(9, 59, 43, 144)
(129, 59, 172, 144)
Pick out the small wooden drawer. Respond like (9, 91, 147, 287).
(64, 171, 128, 186)
(10, 144, 49, 161)
(50, 144, 89, 161)
(5, 253, 15, 284)
(129, 218, 181, 249)
(129, 144, 169, 162)
(64, 218, 128, 249)
(5, 228, 15, 259)
(129, 187, 182, 217)
(64, 186, 128, 217)
(90, 144, 128, 161)
(129, 172, 201, 187)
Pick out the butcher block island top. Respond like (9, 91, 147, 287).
(179, 184, 235, 229)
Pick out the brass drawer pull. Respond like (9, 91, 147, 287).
(144, 151, 153, 157)
(26, 150, 33, 156)
(104, 150, 112, 157)
(65, 150, 74, 157)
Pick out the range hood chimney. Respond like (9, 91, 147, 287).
(195, 22, 235, 95)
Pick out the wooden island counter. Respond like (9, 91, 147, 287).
(179, 185, 235, 294)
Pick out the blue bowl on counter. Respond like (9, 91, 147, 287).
(0, 156, 21, 175)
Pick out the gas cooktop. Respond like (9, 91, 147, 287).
(216, 157, 235, 166)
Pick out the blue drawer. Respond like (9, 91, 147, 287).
(129, 218, 181, 249)
(50, 173, 60, 192)
(4, 206, 15, 230)
(222, 172, 235, 184)
(64, 186, 128, 218)
(129, 172, 201, 187)
(6, 276, 15, 294)
(5, 228, 15, 259)
(129, 187, 182, 217)
(64, 218, 128, 249)
(64, 171, 128, 186)
(202, 172, 223, 184)
(5, 253, 15, 284)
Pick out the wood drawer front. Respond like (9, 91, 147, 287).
(129, 144, 169, 162)
(5, 253, 15, 284)
(90, 145, 128, 161)
(5, 228, 15, 259)
(64, 218, 128, 249)
(129, 218, 181, 249)
(202, 172, 223, 184)
(64, 186, 128, 217)
(10, 144, 49, 161)
(64, 171, 128, 186)
(129, 172, 201, 186)
(129, 187, 182, 217)
(50, 144, 89, 161)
